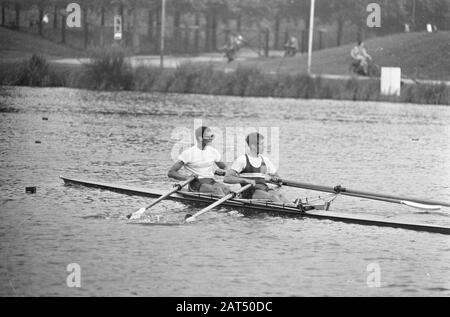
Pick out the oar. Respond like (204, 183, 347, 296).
(341, 191, 442, 211)
(127, 176, 196, 220)
(185, 184, 253, 223)
(275, 179, 450, 210)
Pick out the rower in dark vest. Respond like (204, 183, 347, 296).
(224, 132, 288, 202)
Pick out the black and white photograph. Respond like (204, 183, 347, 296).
(0, 0, 449, 300)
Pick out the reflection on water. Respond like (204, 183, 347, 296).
(0, 86, 449, 296)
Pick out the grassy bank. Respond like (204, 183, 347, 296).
(221, 31, 450, 81)
(0, 53, 448, 105)
(0, 26, 84, 62)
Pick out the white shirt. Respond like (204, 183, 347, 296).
(351, 46, 371, 60)
(231, 154, 277, 176)
(178, 146, 221, 179)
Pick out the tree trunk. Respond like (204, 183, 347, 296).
(336, 16, 344, 46)
(319, 30, 323, 50)
(148, 10, 154, 42)
(236, 13, 241, 33)
(132, 4, 140, 53)
(61, 14, 66, 44)
(204, 13, 211, 51)
(1, 2, 5, 27)
(301, 29, 307, 53)
(264, 28, 269, 57)
(99, 6, 105, 46)
(155, 9, 161, 52)
(119, 4, 125, 46)
(304, 15, 310, 49)
(222, 13, 231, 50)
(83, 7, 88, 49)
(273, 14, 280, 50)
(38, 6, 44, 35)
(15, 3, 20, 30)
(173, 10, 181, 53)
(101, 7, 105, 26)
(184, 25, 189, 53)
(194, 13, 199, 54)
(356, 20, 364, 43)
(53, 5, 58, 29)
(211, 10, 217, 51)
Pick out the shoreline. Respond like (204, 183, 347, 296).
(0, 55, 448, 106)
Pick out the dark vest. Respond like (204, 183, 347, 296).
(241, 155, 267, 185)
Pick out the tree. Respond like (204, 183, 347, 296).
(1, 1, 6, 27)
(185, 0, 230, 51)
(167, 0, 193, 52)
(9, 0, 30, 29)
(30, 0, 53, 36)
(89, 0, 113, 46)
(408, 0, 450, 30)
(372, 0, 409, 35)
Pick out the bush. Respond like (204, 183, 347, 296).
(16, 54, 50, 86)
(190, 65, 220, 94)
(244, 72, 277, 97)
(295, 74, 320, 99)
(1, 54, 448, 105)
(83, 46, 133, 90)
(133, 66, 163, 91)
(5, 54, 64, 87)
(168, 63, 203, 93)
(230, 67, 262, 96)
(0, 62, 18, 85)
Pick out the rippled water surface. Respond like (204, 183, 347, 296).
(0, 87, 449, 296)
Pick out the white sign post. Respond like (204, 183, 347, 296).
(114, 15, 122, 41)
(381, 67, 401, 97)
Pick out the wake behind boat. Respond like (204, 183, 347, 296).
(60, 175, 450, 235)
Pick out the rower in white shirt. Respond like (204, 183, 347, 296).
(168, 126, 230, 196)
(224, 132, 288, 202)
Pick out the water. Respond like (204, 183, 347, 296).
(0, 86, 449, 296)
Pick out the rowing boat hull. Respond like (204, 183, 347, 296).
(60, 176, 450, 235)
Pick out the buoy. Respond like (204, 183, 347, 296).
(25, 186, 36, 194)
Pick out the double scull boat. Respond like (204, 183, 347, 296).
(60, 176, 450, 235)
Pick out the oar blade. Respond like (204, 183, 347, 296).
(129, 207, 147, 220)
(185, 215, 196, 223)
(401, 201, 442, 211)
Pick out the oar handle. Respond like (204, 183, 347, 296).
(175, 175, 197, 190)
(127, 176, 197, 219)
(185, 184, 252, 222)
(146, 175, 196, 210)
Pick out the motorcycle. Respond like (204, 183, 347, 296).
(349, 59, 380, 77)
(224, 35, 243, 63)
(284, 45, 297, 57)
(225, 46, 237, 63)
(349, 60, 381, 77)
